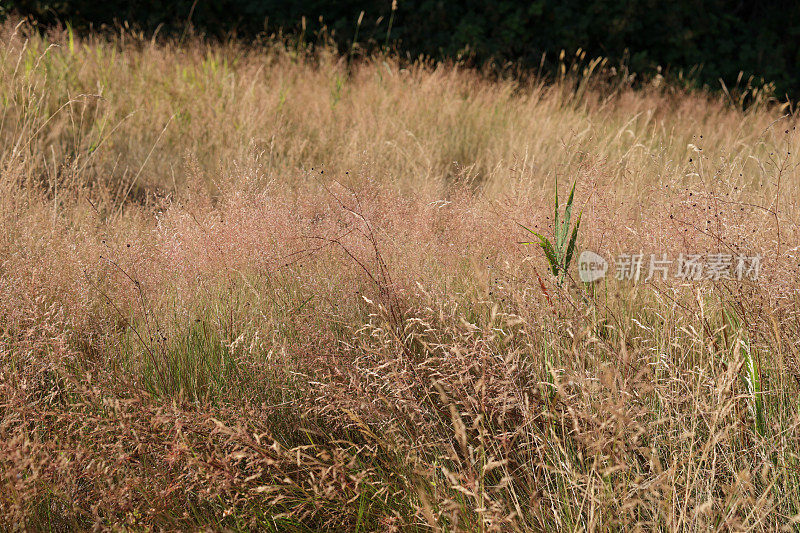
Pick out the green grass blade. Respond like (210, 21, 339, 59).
(739, 337, 766, 437)
(554, 175, 560, 245)
(563, 210, 582, 273)
(559, 181, 576, 250)
(517, 222, 539, 236)
(518, 223, 560, 275)
(539, 236, 560, 276)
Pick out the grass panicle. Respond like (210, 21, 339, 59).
(1, 18, 799, 531)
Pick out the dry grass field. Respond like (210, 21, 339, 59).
(2, 20, 800, 530)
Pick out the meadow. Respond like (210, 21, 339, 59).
(2, 20, 800, 530)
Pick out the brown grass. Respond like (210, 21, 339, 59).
(2, 19, 800, 531)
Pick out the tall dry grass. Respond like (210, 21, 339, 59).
(2, 19, 800, 530)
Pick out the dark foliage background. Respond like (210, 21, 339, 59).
(6, 0, 800, 99)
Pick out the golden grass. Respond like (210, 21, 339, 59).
(2, 20, 800, 530)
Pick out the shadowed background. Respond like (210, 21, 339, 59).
(7, 0, 800, 100)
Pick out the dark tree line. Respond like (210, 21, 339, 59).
(7, 0, 800, 100)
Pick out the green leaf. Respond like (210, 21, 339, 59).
(553, 174, 560, 245)
(538, 236, 560, 276)
(521, 226, 560, 276)
(559, 181, 577, 251)
(564, 210, 582, 272)
(520, 178, 581, 286)
(743, 341, 765, 436)
(517, 222, 538, 236)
